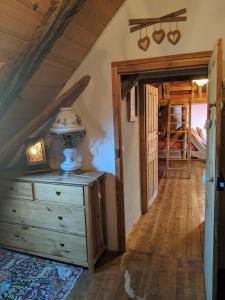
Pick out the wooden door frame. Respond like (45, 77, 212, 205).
(111, 51, 212, 252)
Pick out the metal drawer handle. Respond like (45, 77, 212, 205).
(56, 191, 61, 196)
(58, 216, 63, 220)
(22, 225, 29, 230)
(12, 209, 16, 213)
(60, 243, 65, 247)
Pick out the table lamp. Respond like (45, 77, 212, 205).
(50, 107, 85, 174)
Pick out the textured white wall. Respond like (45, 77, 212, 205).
(59, 0, 225, 250)
(191, 103, 208, 130)
(121, 98, 141, 236)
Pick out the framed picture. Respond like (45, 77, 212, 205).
(24, 137, 51, 174)
(127, 85, 138, 122)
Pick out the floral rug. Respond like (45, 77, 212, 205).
(0, 248, 82, 300)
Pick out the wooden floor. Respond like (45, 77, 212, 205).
(68, 162, 206, 300)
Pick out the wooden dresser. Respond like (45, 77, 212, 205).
(0, 170, 107, 272)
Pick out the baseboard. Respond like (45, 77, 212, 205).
(148, 190, 158, 209)
(126, 212, 142, 240)
(218, 269, 225, 299)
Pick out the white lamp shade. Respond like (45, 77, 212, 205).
(50, 107, 85, 135)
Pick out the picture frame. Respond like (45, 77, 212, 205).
(127, 85, 138, 122)
(24, 137, 51, 174)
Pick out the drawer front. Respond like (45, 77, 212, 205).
(0, 198, 86, 235)
(0, 222, 87, 262)
(35, 183, 84, 205)
(0, 180, 33, 200)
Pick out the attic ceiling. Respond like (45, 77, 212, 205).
(0, 0, 124, 154)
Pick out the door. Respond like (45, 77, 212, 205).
(204, 38, 223, 300)
(145, 84, 158, 208)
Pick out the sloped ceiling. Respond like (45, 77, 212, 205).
(0, 0, 124, 149)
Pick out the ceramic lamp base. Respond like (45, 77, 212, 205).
(60, 148, 81, 174)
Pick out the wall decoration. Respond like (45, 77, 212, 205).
(138, 29, 150, 51)
(152, 25, 165, 44)
(24, 137, 51, 174)
(129, 8, 187, 50)
(127, 86, 138, 122)
(167, 23, 181, 45)
(167, 29, 181, 45)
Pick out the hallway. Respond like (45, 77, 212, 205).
(69, 162, 206, 300)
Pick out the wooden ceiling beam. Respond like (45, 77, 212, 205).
(121, 74, 141, 99)
(0, 0, 86, 119)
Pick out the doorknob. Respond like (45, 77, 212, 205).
(209, 103, 216, 109)
(202, 175, 214, 184)
(208, 177, 214, 183)
(204, 119, 212, 129)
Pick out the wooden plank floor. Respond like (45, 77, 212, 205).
(68, 161, 206, 300)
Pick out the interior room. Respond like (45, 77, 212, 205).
(0, 0, 225, 299)
(157, 78, 208, 180)
(121, 72, 208, 240)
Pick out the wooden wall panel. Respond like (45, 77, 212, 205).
(73, 13, 103, 36)
(49, 36, 87, 69)
(20, 87, 62, 103)
(91, 0, 117, 19)
(64, 21, 97, 47)
(0, 0, 42, 27)
(109, 0, 125, 9)
(0, 13, 35, 41)
(16, 0, 50, 16)
(28, 62, 72, 88)
(0, 32, 27, 64)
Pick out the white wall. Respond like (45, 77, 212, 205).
(191, 103, 208, 130)
(121, 98, 141, 236)
(59, 0, 225, 250)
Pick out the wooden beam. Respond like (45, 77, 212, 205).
(112, 66, 126, 252)
(115, 53, 211, 75)
(129, 8, 187, 33)
(0, 0, 86, 119)
(0, 75, 91, 165)
(129, 16, 186, 26)
(121, 74, 141, 99)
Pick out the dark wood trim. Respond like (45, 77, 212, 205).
(121, 74, 141, 99)
(112, 51, 212, 68)
(0, 0, 86, 119)
(112, 66, 126, 251)
(216, 38, 223, 169)
(112, 51, 211, 252)
(215, 38, 223, 300)
(139, 82, 148, 214)
(117, 56, 211, 74)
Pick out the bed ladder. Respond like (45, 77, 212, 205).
(166, 98, 191, 178)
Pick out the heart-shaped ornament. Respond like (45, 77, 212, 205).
(138, 36, 150, 51)
(152, 29, 165, 44)
(167, 30, 181, 45)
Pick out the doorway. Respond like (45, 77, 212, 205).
(111, 51, 212, 251)
(112, 45, 223, 300)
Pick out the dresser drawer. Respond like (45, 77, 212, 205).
(0, 198, 86, 235)
(35, 183, 84, 205)
(0, 180, 33, 200)
(0, 222, 87, 262)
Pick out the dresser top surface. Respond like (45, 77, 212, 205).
(0, 170, 105, 186)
